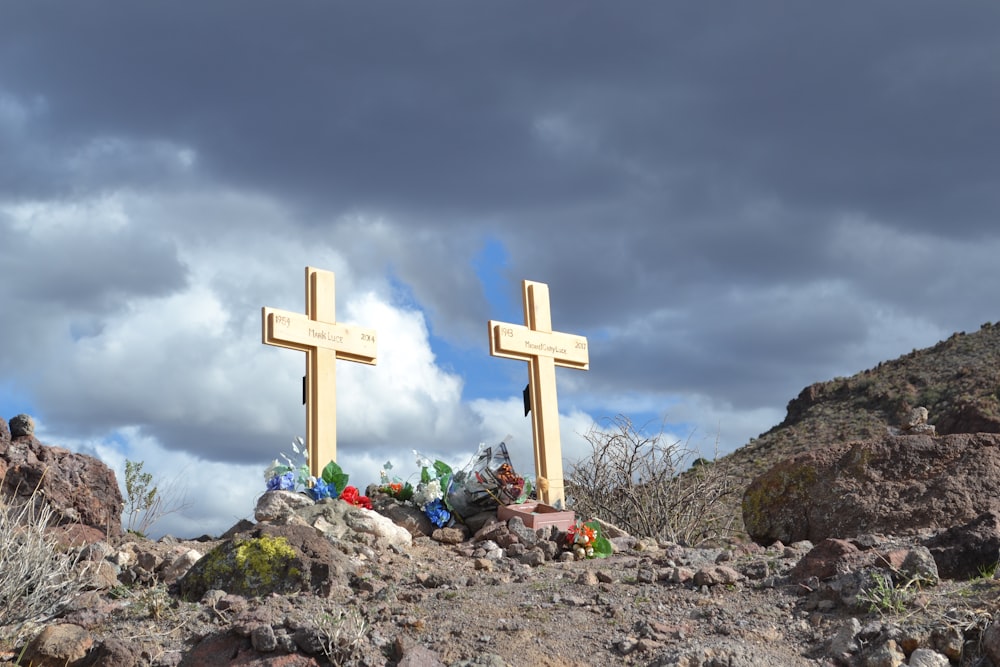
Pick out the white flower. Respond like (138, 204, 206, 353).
(412, 479, 444, 508)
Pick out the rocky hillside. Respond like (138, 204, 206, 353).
(718, 320, 1000, 535)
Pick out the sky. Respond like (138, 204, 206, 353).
(1, 3, 999, 538)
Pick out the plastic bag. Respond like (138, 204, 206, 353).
(447, 438, 532, 519)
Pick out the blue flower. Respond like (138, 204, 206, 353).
(309, 477, 338, 501)
(267, 471, 296, 492)
(424, 498, 451, 527)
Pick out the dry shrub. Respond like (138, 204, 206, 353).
(566, 415, 740, 546)
(0, 482, 88, 646)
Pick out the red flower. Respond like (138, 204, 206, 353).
(341, 485, 372, 510)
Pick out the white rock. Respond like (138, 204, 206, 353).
(254, 490, 314, 522)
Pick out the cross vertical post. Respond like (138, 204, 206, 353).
(262, 267, 377, 477)
(489, 280, 589, 508)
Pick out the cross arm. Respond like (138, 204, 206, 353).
(488, 320, 589, 370)
(262, 307, 377, 365)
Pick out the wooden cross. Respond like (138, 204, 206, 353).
(262, 267, 376, 477)
(489, 280, 589, 508)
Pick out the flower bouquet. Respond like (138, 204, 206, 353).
(264, 437, 370, 508)
(412, 453, 453, 528)
(448, 439, 532, 519)
(565, 519, 613, 560)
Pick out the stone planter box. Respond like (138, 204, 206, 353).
(497, 502, 575, 531)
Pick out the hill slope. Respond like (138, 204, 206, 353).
(718, 320, 1000, 535)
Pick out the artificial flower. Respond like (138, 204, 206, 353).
(266, 471, 295, 492)
(309, 477, 337, 501)
(424, 498, 451, 527)
(341, 485, 372, 509)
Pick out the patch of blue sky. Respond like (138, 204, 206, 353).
(472, 237, 519, 325)
(0, 381, 37, 422)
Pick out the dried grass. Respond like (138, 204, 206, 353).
(0, 480, 89, 647)
(566, 415, 740, 546)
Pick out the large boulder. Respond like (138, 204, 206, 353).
(923, 511, 1000, 580)
(178, 524, 349, 601)
(743, 433, 1000, 544)
(0, 416, 123, 543)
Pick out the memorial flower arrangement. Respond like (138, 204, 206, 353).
(264, 437, 369, 507)
(565, 519, 613, 560)
(412, 453, 454, 528)
(377, 461, 414, 502)
(377, 454, 454, 528)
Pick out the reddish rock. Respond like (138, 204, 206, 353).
(743, 433, 1000, 544)
(923, 511, 1000, 580)
(0, 427, 123, 541)
(179, 632, 323, 666)
(788, 539, 872, 583)
(22, 623, 94, 667)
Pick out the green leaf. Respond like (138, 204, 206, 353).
(517, 478, 533, 504)
(433, 460, 453, 479)
(321, 461, 350, 495)
(585, 521, 613, 559)
(399, 482, 414, 502)
(440, 473, 453, 508)
(421, 466, 431, 485)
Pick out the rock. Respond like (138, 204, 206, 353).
(79, 559, 121, 591)
(505, 517, 537, 546)
(0, 427, 123, 542)
(693, 565, 742, 587)
(0, 416, 9, 441)
(373, 498, 434, 536)
(9, 413, 35, 437)
(78, 637, 138, 667)
(860, 638, 905, 667)
(161, 548, 203, 584)
(907, 648, 950, 667)
(179, 631, 323, 666)
(898, 406, 936, 435)
(293, 498, 412, 550)
(394, 636, 446, 667)
(22, 623, 94, 667)
(744, 433, 1000, 544)
(982, 620, 1000, 664)
(431, 526, 466, 544)
(923, 510, 1000, 579)
(254, 490, 316, 522)
(178, 525, 347, 600)
(789, 539, 868, 583)
(828, 618, 862, 658)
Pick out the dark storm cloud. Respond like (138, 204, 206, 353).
(0, 217, 188, 313)
(4, 2, 995, 231)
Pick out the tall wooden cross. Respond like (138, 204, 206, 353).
(262, 267, 376, 477)
(488, 280, 589, 508)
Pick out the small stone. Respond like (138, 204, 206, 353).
(577, 570, 599, 586)
(251, 624, 278, 652)
(636, 568, 656, 584)
(864, 639, 905, 667)
(9, 413, 35, 437)
(693, 565, 742, 587)
(474, 558, 494, 572)
(431, 527, 466, 544)
(506, 543, 526, 558)
(520, 549, 545, 567)
(908, 648, 950, 667)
